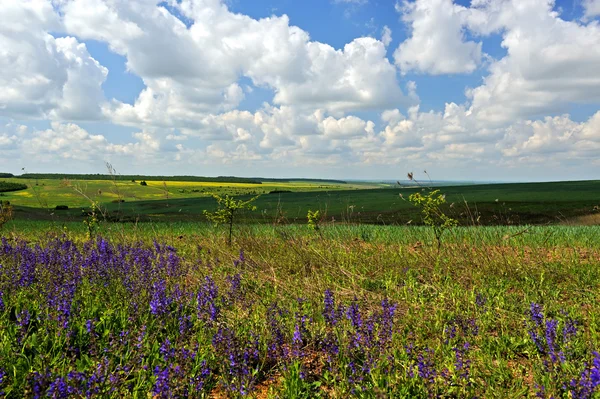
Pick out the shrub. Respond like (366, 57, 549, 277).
(408, 189, 457, 250)
(140, 181, 148, 186)
(82, 202, 100, 240)
(55, 205, 69, 211)
(307, 209, 321, 233)
(203, 194, 259, 245)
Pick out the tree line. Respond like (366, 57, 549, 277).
(0, 181, 27, 193)
(18, 174, 263, 184)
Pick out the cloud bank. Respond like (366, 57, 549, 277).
(0, 0, 598, 180)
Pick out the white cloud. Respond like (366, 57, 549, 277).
(11, 122, 166, 167)
(583, 0, 600, 19)
(55, 0, 407, 130)
(498, 112, 600, 158)
(394, 0, 482, 75)
(391, 0, 600, 123)
(0, 134, 17, 148)
(381, 26, 392, 47)
(465, 0, 600, 124)
(2, 105, 599, 178)
(321, 116, 370, 139)
(0, 1, 107, 120)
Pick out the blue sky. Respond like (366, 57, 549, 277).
(1, 0, 599, 181)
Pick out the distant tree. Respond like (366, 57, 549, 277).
(140, 181, 148, 186)
(0, 182, 27, 193)
(203, 194, 259, 245)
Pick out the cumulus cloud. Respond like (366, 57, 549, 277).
(54, 0, 407, 129)
(391, 0, 600, 127)
(498, 112, 600, 158)
(394, 0, 483, 74)
(18, 122, 161, 162)
(0, 134, 17, 148)
(2, 104, 600, 177)
(0, 1, 107, 120)
(465, 0, 600, 124)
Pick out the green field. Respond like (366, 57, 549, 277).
(3, 177, 599, 225)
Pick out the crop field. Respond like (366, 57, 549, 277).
(3, 178, 599, 225)
(0, 222, 600, 398)
(0, 178, 380, 209)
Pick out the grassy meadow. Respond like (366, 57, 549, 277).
(0, 176, 599, 397)
(0, 221, 600, 397)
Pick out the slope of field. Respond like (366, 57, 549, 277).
(1, 178, 380, 208)
(87, 180, 600, 225)
(4, 178, 599, 225)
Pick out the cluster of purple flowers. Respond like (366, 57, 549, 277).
(527, 302, 579, 366)
(527, 302, 600, 399)
(2, 236, 600, 398)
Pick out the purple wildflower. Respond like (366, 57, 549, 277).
(153, 366, 170, 398)
(475, 292, 487, 308)
(150, 279, 171, 316)
(86, 319, 94, 334)
(417, 348, 437, 384)
(453, 342, 471, 380)
(567, 352, 600, 398)
(323, 289, 338, 326)
(346, 298, 362, 329)
(197, 276, 219, 322)
(226, 273, 242, 303)
(48, 376, 69, 398)
(530, 303, 545, 327)
(545, 319, 560, 363)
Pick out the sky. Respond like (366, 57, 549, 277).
(1, 0, 600, 182)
